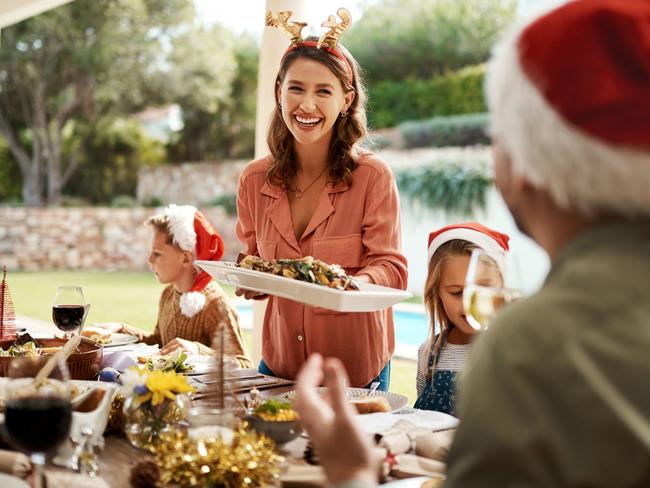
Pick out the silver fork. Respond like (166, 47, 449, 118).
(368, 381, 380, 397)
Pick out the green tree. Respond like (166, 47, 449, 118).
(167, 32, 258, 162)
(346, 0, 516, 84)
(62, 118, 166, 204)
(0, 0, 214, 206)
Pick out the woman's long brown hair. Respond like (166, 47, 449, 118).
(266, 36, 367, 190)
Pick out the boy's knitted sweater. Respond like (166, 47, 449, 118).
(124, 281, 252, 368)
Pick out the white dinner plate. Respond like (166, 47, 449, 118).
(182, 355, 214, 375)
(0, 473, 29, 488)
(196, 261, 412, 312)
(103, 333, 139, 348)
(276, 387, 409, 413)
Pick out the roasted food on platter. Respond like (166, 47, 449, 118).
(350, 396, 391, 414)
(0, 336, 102, 380)
(137, 349, 193, 373)
(0, 333, 61, 357)
(238, 255, 359, 291)
(253, 398, 299, 422)
(80, 327, 112, 345)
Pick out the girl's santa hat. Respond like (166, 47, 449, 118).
(161, 204, 224, 318)
(486, 0, 650, 216)
(427, 222, 510, 272)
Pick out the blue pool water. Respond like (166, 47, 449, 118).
(235, 304, 430, 348)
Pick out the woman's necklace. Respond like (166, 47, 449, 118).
(288, 166, 329, 199)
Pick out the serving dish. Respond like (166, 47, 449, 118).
(197, 261, 412, 312)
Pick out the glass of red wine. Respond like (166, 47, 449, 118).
(4, 357, 72, 488)
(52, 286, 88, 339)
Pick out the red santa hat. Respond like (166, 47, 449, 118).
(427, 222, 510, 272)
(161, 204, 224, 318)
(486, 0, 650, 216)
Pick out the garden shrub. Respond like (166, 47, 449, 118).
(400, 113, 490, 148)
(368, 65, 486, 128)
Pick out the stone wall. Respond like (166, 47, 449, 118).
(0, 207, 239, 271)
(137, 160, 248, 205)
(135, 148, 492, 206)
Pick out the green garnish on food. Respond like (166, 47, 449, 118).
(253, 398, 299, 421)
(254, 398, 294, 416)
(0, 341, 39, 357)
(146, 350, 193, 373)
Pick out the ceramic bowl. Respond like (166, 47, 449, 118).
(245, 415, 301, 445)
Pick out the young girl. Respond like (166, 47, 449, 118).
(96, 204, 252, 368)
(235, 10, 408, 390)
(414, 222, 509, 414)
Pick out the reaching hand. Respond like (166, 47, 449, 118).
(235, 288, 269, 300)
(293, 354, 378, 486)
(159, 337, 199, 355)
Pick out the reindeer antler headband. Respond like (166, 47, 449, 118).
(265, 8, 354, 85)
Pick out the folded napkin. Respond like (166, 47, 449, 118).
(414, 430, 455, 463)
(373, 416, 456, 461)
(391, 453, 446, 480)
(280, 462, 327, 487)
(0, 449, 30, 478)
(101, 351, 137, 371)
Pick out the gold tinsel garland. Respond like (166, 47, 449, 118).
(151, 423, 283, 487)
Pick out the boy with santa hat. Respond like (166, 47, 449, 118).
(97, 204, 252, 367)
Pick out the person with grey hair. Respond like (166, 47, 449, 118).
(294, 0, 650, 486)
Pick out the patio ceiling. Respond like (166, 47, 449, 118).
(0, 0, 75, 28)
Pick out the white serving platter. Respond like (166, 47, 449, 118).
(196, 261, 412, 312)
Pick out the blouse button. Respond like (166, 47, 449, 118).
(297, 334, 304, 342)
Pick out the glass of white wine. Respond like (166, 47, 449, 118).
(463, 249, 522, 330)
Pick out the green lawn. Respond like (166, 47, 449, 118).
(8, 271, 417, 403)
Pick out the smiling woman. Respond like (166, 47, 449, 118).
(234, 10, 408, 391)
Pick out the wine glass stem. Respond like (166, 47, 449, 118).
(31, 452, 47, 488)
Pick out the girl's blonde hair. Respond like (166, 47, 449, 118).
(266, 36, 367, 190)
(423, 239, 479, 378)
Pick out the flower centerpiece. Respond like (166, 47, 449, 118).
(121, 366, 195, 451)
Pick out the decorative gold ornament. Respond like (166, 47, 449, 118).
(265, 7, 353, 51)
(265, 10, 307, 44)
(106, 393, 126, 435)
(318, 8, 352, 49)
(152, 422, 283, 487)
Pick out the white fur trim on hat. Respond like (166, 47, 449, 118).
(179, 291, 206, 318)
(164, 204, 197, 252)
(486, 21, 650, 217)
(428, 228, 506, 273)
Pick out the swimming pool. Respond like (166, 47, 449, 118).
(235, 304, 431, 355)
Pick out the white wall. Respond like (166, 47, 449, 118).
(400, 186, 550, 297)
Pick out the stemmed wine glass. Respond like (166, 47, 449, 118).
(463, 249, 522, 330)
(52, 286, 89, 339)
(3, 357, 73, 488)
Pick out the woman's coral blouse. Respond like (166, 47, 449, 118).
(236, 152, 408, 387)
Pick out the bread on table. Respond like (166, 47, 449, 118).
(80, 327, 112, 344)
(351, 396, 391, 414)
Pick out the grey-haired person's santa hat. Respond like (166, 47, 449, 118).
(486, 0, 650, 216)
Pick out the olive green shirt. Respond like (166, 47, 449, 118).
(445, 220, 650, 487)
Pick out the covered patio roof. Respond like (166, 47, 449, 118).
(0, 0, 74, 29)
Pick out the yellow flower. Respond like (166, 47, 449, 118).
(145, 370, 195, 406)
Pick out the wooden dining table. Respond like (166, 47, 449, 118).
(16, 316, 448, 488)
(17, 315, 322, 487)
